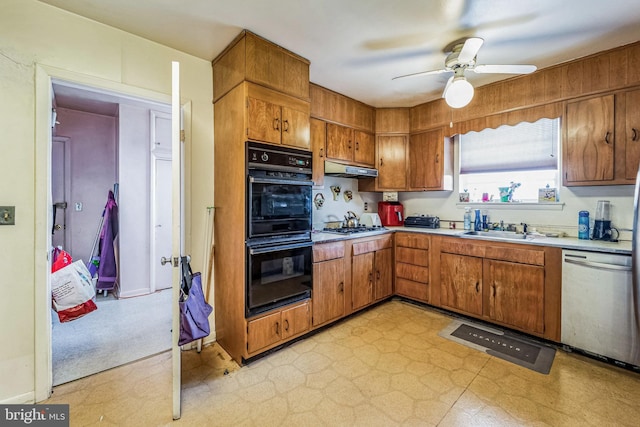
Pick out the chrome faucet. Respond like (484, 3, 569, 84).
(520, 222, 529, 234)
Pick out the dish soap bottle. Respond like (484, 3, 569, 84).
(474, 209, 482, 231)
(464, 208, 471, 230)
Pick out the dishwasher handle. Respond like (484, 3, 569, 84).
(564, 257, 632, 272)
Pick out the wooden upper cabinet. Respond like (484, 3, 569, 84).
(325, 123, 375, 166)
(624, 88, 640, 180)
(354, 130, 375, 165)
(246, 84, 310, 149)
(377, 135, 407, 190)
(564, 95, 615, 184)
(213, 31, 310, 102)
(409, 128, 453, 190)
(310, 118, 326, 187)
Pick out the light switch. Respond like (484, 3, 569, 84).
(0, 206, 15, 225)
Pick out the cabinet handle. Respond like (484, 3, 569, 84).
(275, 321, 280, 335)
(376, 270, 381, 280)
(283, 119, 289, 133)
(338, 281, 344, 293)
(632, 128, 638, 142)
(368, 272, 373, 283)
(273, 118, 280, 131)
(348, 140, 352, 149)
(605, 131, 611, 144)
(435, 154, 439, 163)
(356, 141, 359, 151)
(380, 158, 384, 166)
(492, 283, 496, 297)
(475, 282, 479, 293)
(319, 148, 324, 158)
(284, 319, 289, 332)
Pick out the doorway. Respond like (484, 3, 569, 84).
(50, 80, 173, 385)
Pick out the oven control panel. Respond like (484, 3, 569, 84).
(247, 142, 312, 173)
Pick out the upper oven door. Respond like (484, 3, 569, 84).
(248, 175, 312, 239)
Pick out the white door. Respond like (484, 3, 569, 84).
(171, 61, 184, 420)
(151, 111, 173, 291)
(51, 136, 70, 250)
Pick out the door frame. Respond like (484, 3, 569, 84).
(34, 64, 184, 402)
(51, 136, 71, 252)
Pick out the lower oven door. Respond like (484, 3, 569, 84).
(247, 241, 313, 317)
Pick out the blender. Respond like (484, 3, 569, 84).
(592, 200, 619, 241)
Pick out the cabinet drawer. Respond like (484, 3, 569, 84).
(352, 235, 393, 255)
(396, 233, 429, 249)
(396, 263, 429, 283)
(441, 239, 485, 257)
(396, 278, 429, 301)
(314, 242, 345, 262)
(396, 247, 429, 267)
(485, 245, 544, 266)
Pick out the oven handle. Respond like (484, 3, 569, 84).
(249, 241, 313, 255)
(249, 176, 313, 186)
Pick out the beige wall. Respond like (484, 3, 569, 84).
(0, 0, 214, 402)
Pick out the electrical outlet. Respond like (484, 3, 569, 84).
(0, 206, 15, 225)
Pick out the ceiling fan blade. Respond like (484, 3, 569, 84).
(458, 37, 484, 63)
(442, 76, 454, 98)
(472, 64, 537, 74)
(392, 68, 451, 80)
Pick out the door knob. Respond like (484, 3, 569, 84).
(160, 256, 173, 266)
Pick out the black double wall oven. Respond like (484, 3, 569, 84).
(246, 142, 313, 317)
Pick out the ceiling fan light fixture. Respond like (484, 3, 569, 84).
(444, 76, 474, 108)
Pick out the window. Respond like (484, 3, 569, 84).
(459, 118, 560, 203)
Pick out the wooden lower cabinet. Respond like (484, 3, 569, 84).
(433, 236, 560, 341)
(394, 232, 430, 302)
(350, 235, 393, 311)
(440, 253, 483, 316)
(312, 242, 346, 327)
(485, 259, 545, 334)
(246, 300, 310, 355)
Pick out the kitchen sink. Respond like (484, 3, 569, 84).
(460, 230, 533, 241)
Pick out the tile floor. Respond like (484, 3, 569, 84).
(45, 300, 640, 426)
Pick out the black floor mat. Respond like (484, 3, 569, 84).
(439, 320, 556, 374)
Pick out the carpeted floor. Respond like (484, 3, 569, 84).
(52, 289, 172, 385)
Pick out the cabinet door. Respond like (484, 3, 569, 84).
(565, 95, 614, 183)
(374, 248, 393, 300)
(485, 260, 545, 334)
(312, 258, 345, 326)
(409, 128, 444, 190)
(377, 135, 407, 190)
(246, 34, 285, 92)
(625, 89, 640, 180)
(440, 253, 483, 316)
(281, 106, 310, 149)
(354, 130, 375, 166)
(310, 118, 326, 187)
(283, 53, 309, 100)
(247, 311, 281, 354)
(281, 302, 310, 340)
(326, 123, 353, 162)
(247, 97, 282, 144)
(352, 252, 374, 310)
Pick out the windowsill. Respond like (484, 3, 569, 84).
(456, 202, 564, 211)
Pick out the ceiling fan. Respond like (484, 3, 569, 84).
(392, 37, 537, 108)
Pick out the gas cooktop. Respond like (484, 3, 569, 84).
(322, 226, 387, 234)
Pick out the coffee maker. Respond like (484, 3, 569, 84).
(592, 200, 619, 241)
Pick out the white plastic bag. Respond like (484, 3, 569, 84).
(51, 260, 97, 322)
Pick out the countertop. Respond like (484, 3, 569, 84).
(312, 226, 631, 255)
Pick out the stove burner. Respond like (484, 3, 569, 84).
(322, 226, 386, 234)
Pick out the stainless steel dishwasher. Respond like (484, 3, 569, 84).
(561, 249, 638, 366)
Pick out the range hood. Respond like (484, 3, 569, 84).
(324, 160, 378, 178)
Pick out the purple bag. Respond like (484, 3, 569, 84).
(179, 267, 213, 346)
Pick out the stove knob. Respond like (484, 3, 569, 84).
(261, 152, 269, 162)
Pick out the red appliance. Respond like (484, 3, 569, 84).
(378, 201, 404, 226)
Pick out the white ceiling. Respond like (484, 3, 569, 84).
(39, 0, 640, 108)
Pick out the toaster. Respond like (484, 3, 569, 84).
(404, 215, 440, 229)
(360, 213, 382, 227)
